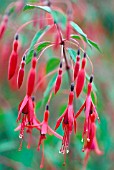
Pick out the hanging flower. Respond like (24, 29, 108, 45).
(34, 104, 62, 169)
(54, 62, 63, 94)
(55, 83, 76, 157)
(8, 34, 19, 80)
(74, 49, 80, 80)
(15, 96, 40, 150)
(75, 52, 86, 98)
(17, 56, 25, 88)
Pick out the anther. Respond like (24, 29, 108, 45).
(34, 51, 37, 57)
(60, 61, 62, 68)
(90, 75, 94, 83)
(71, 83, 74, 91)
(22, 55, 26, 61)
(77, 49, 80, 55)
(84, 52, 86, 58)
(31, 96, 35, 101)
(46, 104, 49, 110)
(15, 34, 19, 40)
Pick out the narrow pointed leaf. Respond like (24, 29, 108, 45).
(23, 4, 51, 13)
(71, 34, 101, 52)
(26, 41, 51, 64)
(67, 48, 76, 63)
(46, 58, 60, 73)
(44, 73, 57, 98)
(70, 21, 87, 38)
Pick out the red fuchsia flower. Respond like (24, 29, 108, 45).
(17, 52, 37, 124)
(66, 20, 71, 40)
(54, 62, 62, 94)
(55, 83, 76, 156)
(0, 14, 8, 39)
(75, 76, 99, 139)
(15, 0, 24, 13)
(17, 56, 25, 89)
(32, 104, 62, 169)
(82, 112, 103, 168)
(15, 96, 40, 150)
(54, 31, 60, 50)
(27, 52, 37, 97)
(74, 49, 80, 81)
(13, 34, 19, 52)
(46, 13, 54, 25)
(75, 52, 86, 98)
(74, 76, 102, 167)
(8, 34, 19, 80)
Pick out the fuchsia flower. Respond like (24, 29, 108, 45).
(83, 112, 103, 168)
(27, 52, 37, 97)
(55, 83, 76, 156)
(74, 49, 80, 80)
(17, 52, 37, 120)
(15, 96, 40, 150)
(0, 14, 8, 39)
(8, 34, 19, 80)
(66, 20, 71, 40)
(17, 56, 25, 88)
(75, 75, 102, 167)
(54, 62, 62, 94)
(75, 52, 86, 98)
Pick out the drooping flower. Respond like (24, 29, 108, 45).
(75, 76, 99, 138)
(8, 34, 19, 80)
(27, 52, 37, 96)
(66, 20, 71, 40)
(74, 76, 102, 167)
(15, 96, 40, 150)
(17, 56, 25, 88)
(35, 104, 62, 169)
(55, 83, 76, 156)
(74, 49, 80, 80)
(82, 112, 103, 168)
(0, 14, 8, 39)
(75, 52, 86, 98)
(54, 62, 62, 94)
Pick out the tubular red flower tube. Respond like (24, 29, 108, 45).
(0, 14, 8, 39)
(66, 21, 71, 40)
(76, 52, 86, 98)
(8, 50, 18, 80)
(54, 31, 60, 50)
(54, 62, 62, 94)
(17, 56, 25, 89)
(27, 52, 37, 96)
(13, 34, 19, 52)
(74, 49, 80, 80)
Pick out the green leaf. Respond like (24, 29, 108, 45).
(88, 39, 101, 52)
(46, 58, 60, 73)
(67, 48, 77, 63)
(26, 41, 51, 64)
(51, 10, 67, 30)
(70, 21, 87, 38)
(23, 4, 51, 13)
(30, 26, 50, 50)
(71, 34, 101, 52)
(23, 4, 67, 29)
(35, 100, 42, 111)
(44, 73, 57, 98)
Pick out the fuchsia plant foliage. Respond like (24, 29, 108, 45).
(0, 0, 105, 169)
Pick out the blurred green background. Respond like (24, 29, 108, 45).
(0, 0, 114, 170)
